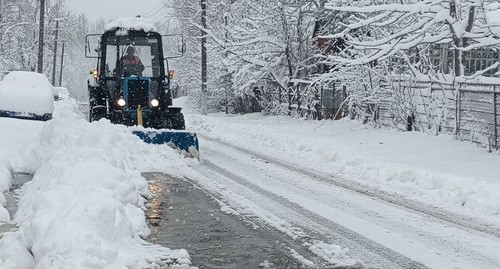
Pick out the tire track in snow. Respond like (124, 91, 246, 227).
(190, 135, 500, 268)
(190, 137, 437, 268)
(197, 158, 427, 269)
(200, 135, 500, 239)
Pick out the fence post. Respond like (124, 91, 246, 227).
(278, 85, 282, 109)
(455, 83, 462, 138)
(297, 84, 301, 114)
(494, 85, 498, 150)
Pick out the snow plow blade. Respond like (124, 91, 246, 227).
(132, 130, 199, 157)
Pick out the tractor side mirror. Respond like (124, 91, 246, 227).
(85, 34, 102, 59)
(163, 34, 185, 59)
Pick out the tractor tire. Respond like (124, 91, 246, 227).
(170, 111, 185, 130)
(110, 110, 125, 125)
(88, 86, 107, 122)
(90, 106, 107, 122)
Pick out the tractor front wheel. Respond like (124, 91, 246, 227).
(170, 110, 185, 130)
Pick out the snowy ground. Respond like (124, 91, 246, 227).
(1, 94, 499, 268)
(181, 101, 500, 228)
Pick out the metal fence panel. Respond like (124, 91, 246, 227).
(385, 80, 500, 150)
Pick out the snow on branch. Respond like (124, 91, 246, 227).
(321, 0, 500, 72)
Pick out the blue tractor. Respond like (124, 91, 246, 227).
(86, 22, 198, 155)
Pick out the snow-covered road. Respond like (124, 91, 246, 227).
(181, 135, 500, 268)
(1, 95, 500, 268)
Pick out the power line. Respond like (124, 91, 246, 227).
(157, 16, 175, 29)
(149, 8, 165, 18)
(141, 2, 165, 16)
(143, 3, 167, 19)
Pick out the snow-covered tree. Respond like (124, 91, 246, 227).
(0, 0, 39, 72)
(323, 0, 500, 77)
(165, 0, 327, 114)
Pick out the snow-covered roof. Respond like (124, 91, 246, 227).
(105, 17, 157, 33)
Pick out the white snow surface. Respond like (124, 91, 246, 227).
(1, 93, 500, 267)
(0, 71, 54, 115)
(0, 156, 10, 223)
(175, 98, 500, 228)
(0, 98, 195, 268)
(105, 17, 157, 33)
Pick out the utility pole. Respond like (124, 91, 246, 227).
(58, 41, 65, 86)
(37, 0, 45, 73)
(201, 0, 207, 115)
(51, 19, 62, 85)
(224, 14, 228, 114)
(0, 0, 3, 52)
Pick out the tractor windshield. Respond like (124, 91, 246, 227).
(104, 35, 161, 78)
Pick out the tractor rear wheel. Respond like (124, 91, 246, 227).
(88, 86, 107, 122)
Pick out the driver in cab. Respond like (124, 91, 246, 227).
(116, 46, 145, 77)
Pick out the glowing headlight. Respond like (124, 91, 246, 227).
(150, 99, 159, 107)
(117, 98, 126, 107)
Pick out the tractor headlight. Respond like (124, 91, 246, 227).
(117, 98, 126, 107)
(150, 99, 159, 107)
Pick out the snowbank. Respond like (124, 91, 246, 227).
(105, 17, 157, 33)
(0, 157, 11, 223)
(0, 98, 195, 268)
(0, 117, 44, 224)
(0, 71, 54, 115)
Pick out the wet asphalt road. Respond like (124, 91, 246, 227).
(144, 172, 309, 269)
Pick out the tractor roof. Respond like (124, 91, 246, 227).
(105, 17, 157, 34)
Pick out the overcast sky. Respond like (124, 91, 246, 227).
(65, 0, 165, 22)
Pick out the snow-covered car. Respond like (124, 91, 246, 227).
(53, 86, 71, 101)
(0, 71, 55, 121)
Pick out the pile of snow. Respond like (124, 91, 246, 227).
(307, 241, 361, 267)
(105, 17, 157, 33)
(184, 108, 500, 228)
(0, 71, 54, 115)
(0, 98, 195, 268)
(0, 116, 44, 225)
(0, 157, 11, 223)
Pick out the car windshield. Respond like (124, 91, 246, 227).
(104, 35, 161, 78)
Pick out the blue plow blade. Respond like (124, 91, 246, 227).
(132, 130, 199, 157)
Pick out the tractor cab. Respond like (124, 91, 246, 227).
(87, 25, 184, 130)
(98, 30, 170, 122)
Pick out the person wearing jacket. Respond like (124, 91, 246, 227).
(117, 46, 145, 77)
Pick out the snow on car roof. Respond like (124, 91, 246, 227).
(105, 17, 157, 33)
(0, 71, 54, 115)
